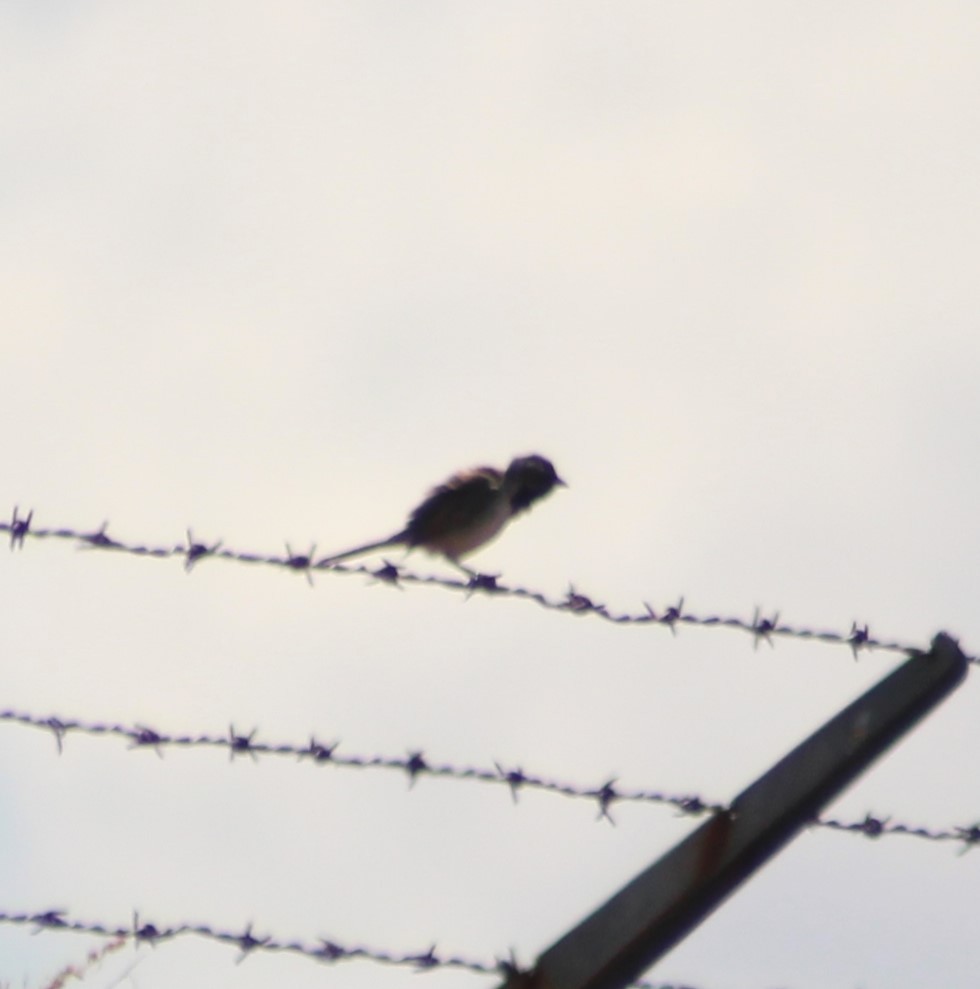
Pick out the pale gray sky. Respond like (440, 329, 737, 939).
(2, 3, 980, 988)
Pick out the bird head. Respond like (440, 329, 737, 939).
(505, 454, 566, 510)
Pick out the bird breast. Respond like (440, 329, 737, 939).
(422, 497, 513, 559)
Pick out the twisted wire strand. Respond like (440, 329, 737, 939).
(0, 908, 498, 978)
(0, 906, 733, 989)
(3, 508, 962, 662)
(2, 708, 976, 851)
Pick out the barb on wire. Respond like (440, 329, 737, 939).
(184, 529, 222, 572)
(8, 505, 32, 549)
(2, 708, 976, 853)
(1, 510, 954, 662)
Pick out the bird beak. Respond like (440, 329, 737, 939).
(555, 475, 568, 488)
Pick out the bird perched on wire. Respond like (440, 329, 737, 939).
(320, 454, 566, 576)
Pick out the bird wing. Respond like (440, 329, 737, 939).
(405, 467, 504, 548)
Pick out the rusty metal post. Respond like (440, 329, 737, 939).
(503, 633, 968, 989)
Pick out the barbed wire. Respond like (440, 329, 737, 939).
(0, 908, 699, 989)
(3, 708, 977, 853)
(0, 908, 497, 980)
(4, 511, 975, 989)
(4, 508, 967, 663)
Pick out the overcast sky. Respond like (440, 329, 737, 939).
(2, 3, 980, 988)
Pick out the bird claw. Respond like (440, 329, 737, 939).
(465, 570, 501, 591)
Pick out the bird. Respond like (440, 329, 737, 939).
(319, 454, 566, 576)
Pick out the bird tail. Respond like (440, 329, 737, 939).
(319, 531, 408, 566)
